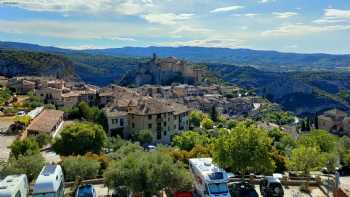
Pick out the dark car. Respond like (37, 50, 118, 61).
(259, 177, 284, 197)
(229, 181, 259, 197)
(338, 166, 350, 176)
(75, 185, 96, 197)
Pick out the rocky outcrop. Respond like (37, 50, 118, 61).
(119, 55, 196, 86)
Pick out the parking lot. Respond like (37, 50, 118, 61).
(89, 184, 327, 197)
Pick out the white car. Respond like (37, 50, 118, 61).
(16, 111, 26, 116)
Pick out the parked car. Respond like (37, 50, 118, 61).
(75, 184, 96, 197)
(16, 111, 26, 116)
(229, 181, 258, 197)
(337, 166, 350, 176)
(259, 176, 284, 197)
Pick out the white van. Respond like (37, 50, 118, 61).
(33, 165, 64, 197)
(189, 158, 231, 197)
(0, 174, 29, 197)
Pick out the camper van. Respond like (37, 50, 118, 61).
(0, 175, 29, 197)
(189, 158, 231, 197)
(33, 165, 64, 197)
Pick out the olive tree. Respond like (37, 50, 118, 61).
(104, 150, 193, 197)
(212, 123, 275, 176)
(62, 156, 100, 181)
(53, 122, 107, 155)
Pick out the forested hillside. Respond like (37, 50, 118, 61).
(207, 63, 350, 115)
(0, 50, 75, 79)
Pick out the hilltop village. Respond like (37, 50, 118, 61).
(0, 56, 350, 197)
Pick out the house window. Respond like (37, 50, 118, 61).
(148, 123, 153, 129)
(132, 123, 135, 128)
(120, 119, 124, 127)
(148, 115, 152, 120)
(157, 114, 161, 119)
(157, 130, 161, 140)
(163, 122, 167, 126)
(164, 130, 167, 136)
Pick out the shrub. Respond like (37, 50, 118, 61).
(53, 122, 107, 155)
(62, 156, 101, 181)
(0, 154, 45, 181)
(10, 138, 40, 159)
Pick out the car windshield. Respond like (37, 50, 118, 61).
(208, 183, 228, 194)
(33, 193, 56, 197)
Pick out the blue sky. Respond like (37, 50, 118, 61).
(0, 0, 350, 53)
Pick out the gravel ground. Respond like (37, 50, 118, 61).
(0, 135, 16, 161)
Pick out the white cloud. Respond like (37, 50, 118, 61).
(162, 38, 245, 48)
(325, 9, 350, 19)
(313, 9, 350, 24)
(262, 24, 350, 36)
(0, 0, 153, 15)
(273, 12, 298, 18)
(245, 13, 258, 17)
(259, 0, 275, 3)
(0, 19, 155, 40)
(210, 5, 244, 13)
(110, 36, 137, 42)
(142, 13, 194, 25)
(171, 26, 212, 34)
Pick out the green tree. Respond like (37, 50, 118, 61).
(62, 156, 100, 181)
(210, 105, 218, 122)
(212, 123, 275, 176)
(108, 142, 143, 161)
(338, 136, 350, 165)
(32, 133, 52, 148)
(131, 129, 154, 145)
(104, 150, 193, 196)
(14, 115, 31, 126)
(172, 131, 209, 151)
(265, 111, 295, 125)
(298, 130, 337, 153)
(104, 136, 128, 153)
(53, 122, 107, 155)
(201, 118, 213, 130)
(189, 111, 206, 128)
(314, 112, 319, 129)
(0, 88, 12, 106)
(24, 94, 44, 109)
(10, 138, 40, 159)
(288, 145, 324, 176)
(268, 128, 296, 154)
(78, 101, 95, 121)
(0, 154, 45, 181)
(226, 120, 237, 129)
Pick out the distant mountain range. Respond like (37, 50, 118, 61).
(1, 41, 350, 116)
(1, 41, 350, 72)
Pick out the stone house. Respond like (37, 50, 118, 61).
(27, 109, 64, 137)
(0, 76, 8, 87)
(104, 97, 190, 144)
(8, 77, 35, 94)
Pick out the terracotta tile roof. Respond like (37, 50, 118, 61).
(27, 109, 64, 133)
